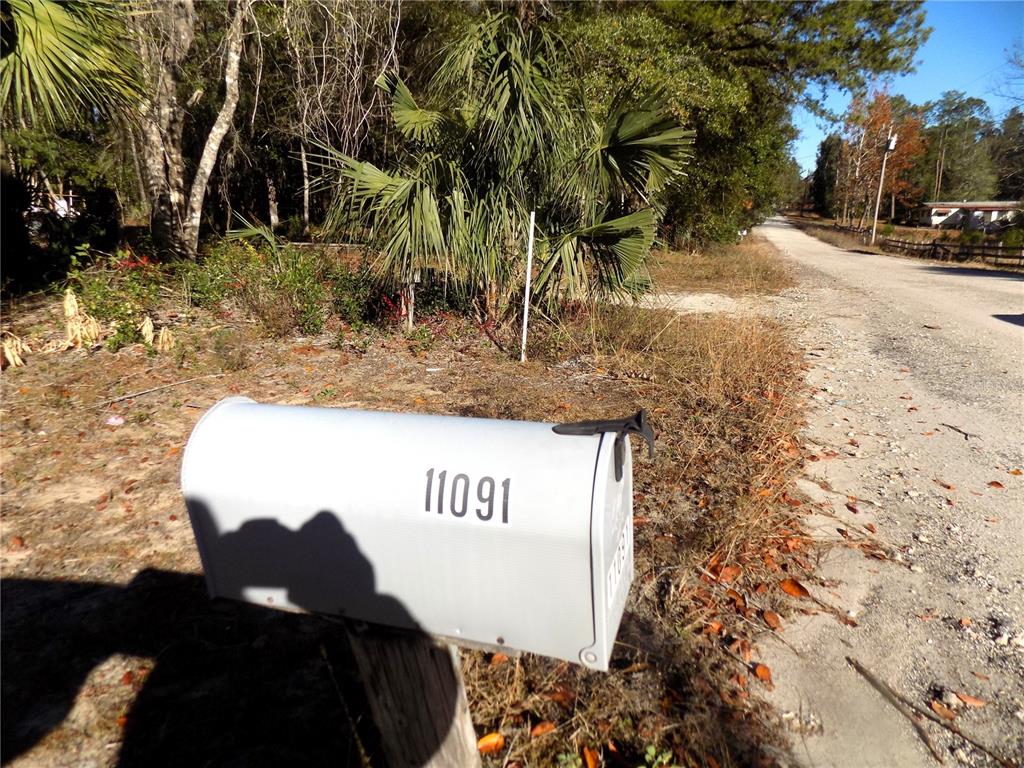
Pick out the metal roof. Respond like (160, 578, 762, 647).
(922, 201, 1021, 210)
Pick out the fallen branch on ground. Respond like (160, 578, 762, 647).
(847, 657, 1018, 768)
(89, 374, 226, 409)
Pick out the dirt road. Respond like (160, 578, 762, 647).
(755, 219, 1024, 767)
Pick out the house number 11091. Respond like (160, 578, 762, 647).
(424, 469, 510, 523)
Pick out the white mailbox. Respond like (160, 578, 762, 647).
(180, 397, 653, 671)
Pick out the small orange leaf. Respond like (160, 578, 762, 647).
(757, 488, 772, 497)
(546, 686, 573, 705)
(10, 535, 25, 549)
(753, 663, 773, 685)
(718, 564, 742, 583)
(1008, 468, 1022, 476)
(490, 652, 509, 666)
(955, 692, 987, 708)
(583, 746, 600, 768)
(987, 480, 1004, 489)
(704, 620, 723, 636)
(863, 523, 877, 533)
(477, 732, 505, 754)
(959, 617, 972, 628)
(530, 721, 556, 737)
(780, 578, 811, 599)
(763, 610, 782, 630)
(930, 700, 956, 721)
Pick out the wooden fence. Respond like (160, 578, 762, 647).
(829, 225, 1024, 269)
(880, 238, 1024, 269)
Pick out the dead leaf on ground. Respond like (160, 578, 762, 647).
(763, 610, 782, 630)
(530, 721, 556, 738)
(863, 523, 877, 533)
(845, 502, 860, 514)
(10, 535, 25, 549)
(1008, 468, 1022, 476)
(959, 617, 972, 628)
(725, 588, 746, 611)
(987, 481, 1004, 489)
(718, 564, 742, 583)
(780, 578, 811, 599)
(955, 692, 987, 708)
(489, 652, 509, 666)
(477, 732, 505, 754)
(753, 663, 773, 686)
(545, 686, 574, 705)
(583, 746, 600, 768)
(930, 700, 956, 720)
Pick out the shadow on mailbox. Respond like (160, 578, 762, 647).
(2, 504, 458, 768)
(189, 503, 415, 628)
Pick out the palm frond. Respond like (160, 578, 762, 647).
(0, 0, 139, 125)
(376, 71, 444, 143)
(595, 89, 695, 199)
(534, 208, 656, 306)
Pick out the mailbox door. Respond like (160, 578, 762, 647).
(581, 434, 633, 671)
(182, 398, 603, 665)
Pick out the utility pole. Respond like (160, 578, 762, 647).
(870, 131, 898, 245)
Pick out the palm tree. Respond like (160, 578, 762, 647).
(316, 13, 693, 326)
(0, 0, 138, 126)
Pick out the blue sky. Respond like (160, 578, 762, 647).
(791, 0, 1024, 175)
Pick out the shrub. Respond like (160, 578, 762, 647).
(959, 228, 984, 245)
(329, 262, 373, 327)
(184, 240, 327, 336)
(1000, 227, 1023, 248)
(70, 249, 163, 351)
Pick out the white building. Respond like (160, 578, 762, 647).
(912, 201, 1021, 229)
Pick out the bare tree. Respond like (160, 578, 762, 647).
(282, 0, 400, 233)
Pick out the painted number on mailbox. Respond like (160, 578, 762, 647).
(425, 469, 510, 523)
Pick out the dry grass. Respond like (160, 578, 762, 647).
(647, 236, 795, 296)
(459, 302, 808, 767)
(784, 219, 879, 253)
(1, 242, 812, 768)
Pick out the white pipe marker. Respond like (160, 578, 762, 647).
(520, 210, 536, 363)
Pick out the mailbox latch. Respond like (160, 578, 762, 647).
(552, 410, 655, 481)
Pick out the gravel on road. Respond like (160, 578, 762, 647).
(755, 218, 1024, 768)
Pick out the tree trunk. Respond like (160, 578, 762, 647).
(135, 0, 193, 258)
(135, 0, 249, 259)
(300, 141, 311, 235)
(266, 173, 280, 231)
(181, 0, 250, 258)
(127, 128, 149, 216)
